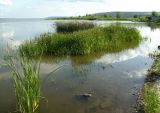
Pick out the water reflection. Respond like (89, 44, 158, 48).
(0, 20, 160, 113)
(39, 55, 150, 113)
(147, 22, 160, 31)
(0, 19, 55, 48)
(1, 31, 22, 48)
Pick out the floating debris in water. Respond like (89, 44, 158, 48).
(75, 92, 93, 102)
(101, 65, 106, 70)
(109, 64, 114, 68)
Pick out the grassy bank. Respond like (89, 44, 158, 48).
(56, 21, 95, 32)
(138, 52, 160, 113)
(142, 83, 160, 113)
(19, 24, 142, 57)
(148, 51, 160, 81)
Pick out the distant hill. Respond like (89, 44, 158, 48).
(95, 12, 152, 18)
(47, 12, 160, 20)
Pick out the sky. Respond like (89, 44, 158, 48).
(0, 0, 160, 18)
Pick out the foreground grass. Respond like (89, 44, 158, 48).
(143, 84, 160, 113)
(19, 24, 142, 57)
(5, 52, 41, 113)
(56, 21, 95, 32)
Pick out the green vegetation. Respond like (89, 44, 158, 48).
(150, 20, 160, 25)
(19, 24, 142, 57)
(56, 21, 95, 32)
(133, 15, 138, 18)
(147, 22, 160, 30)
(138, 52, 160, 113)
(49, 14, 147, 21)
(48, 12, 151, 22)
(143, 84, 160, 113)
(148, 51, 160, 75)
(116, 12, 122, 18)
(147, 11, 160, 24)
(48, 11, 160, 24)
(5, 52, 41, 113)
(152, 11, 159, 17)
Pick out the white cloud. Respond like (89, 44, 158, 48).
(123, 69, 147, 79)
(105, 0, 160, 11)
(1, 0, 160, 18)
(0, 0, 12, 6)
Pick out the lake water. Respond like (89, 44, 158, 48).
(0, 19, 160, 113)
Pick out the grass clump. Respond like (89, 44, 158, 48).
(19, 24, 142, 57)
(143, 84, 160, 113)
(56, 21, 95, 32)
(148, 51, 160, 75)
(5, 52, 41, 113)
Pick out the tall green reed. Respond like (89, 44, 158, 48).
(56, 21, 95, 32)
(19, 24, 142, 57)
(5, 50, 41, 113)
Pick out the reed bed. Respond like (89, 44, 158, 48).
(56, 21, 95, 32)
(19, 24, 142, 57)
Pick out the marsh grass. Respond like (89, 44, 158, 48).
(140, 52, 160, 113)
(19, 24, 142, 57)
(143, 84, 160, 113)
(5, 51, 41, 113)
(148, 51, 160, 76)
(56, 21, 95, 32)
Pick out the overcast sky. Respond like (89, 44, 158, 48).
(0, 0, 160, 18)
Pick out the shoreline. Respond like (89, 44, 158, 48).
(137, 51, 160, 113)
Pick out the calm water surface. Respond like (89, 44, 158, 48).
(0, 19, 160, 113)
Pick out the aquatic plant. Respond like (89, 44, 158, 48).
(19, 24, 142, 57)
(5, 51, 41, 113)
(56, 21, 95, 32)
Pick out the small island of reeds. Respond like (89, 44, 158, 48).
(56, 21, 95, 32)
(19, 22, 142, 57)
